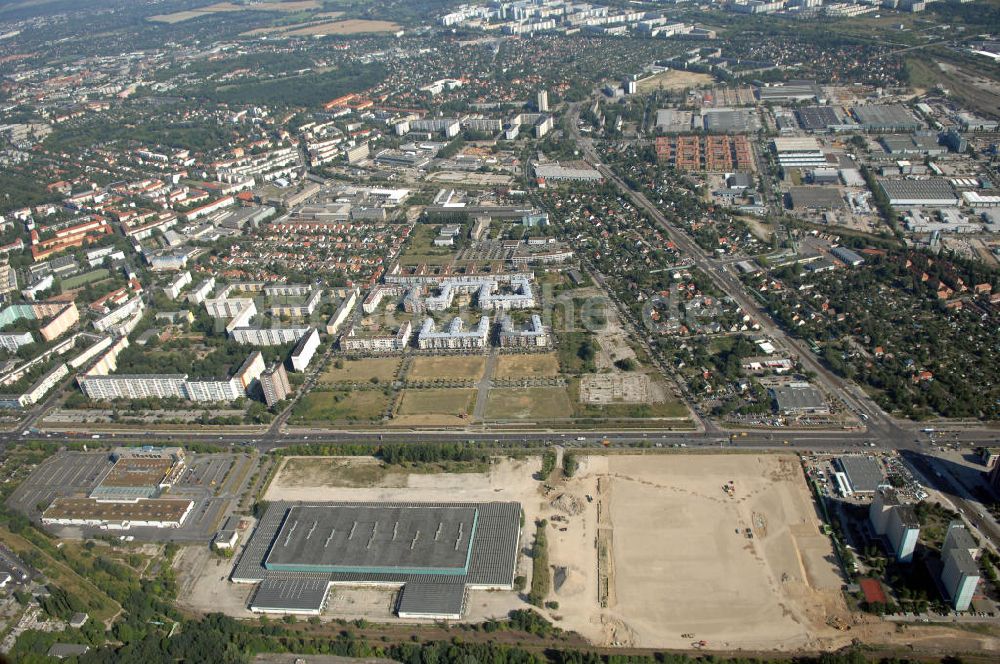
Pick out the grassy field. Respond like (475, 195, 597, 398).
(0, 528, 120, 622)
(284, 19, 400, 35)
(276, 457, 405, 488)
(557, 332, 598, 375)
(393, 388, 476, 426)
(320, 358, 400, 384)
(397, 224, 456, 266)
(290, 389, 389, 423)
(397, 388, 476, 415)
(60, 268, 109, 290)
(495, 353, 560, 379)
(272, 456, 488, 490)
(575, 400, 690, 420)
(485, 387, 573, 420)
(407, 356, 485, 381)
(150, 1, 319, 23)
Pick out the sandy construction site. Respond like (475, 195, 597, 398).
(545, 454, 849, 650)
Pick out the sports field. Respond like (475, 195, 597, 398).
(485, 387, 573, 420)
(393, 388, 476, 426)
(407, 356, 485, 381)
(320, 358, 400, 384)
(290, 390, 389, 423)
(494, 353, 560, 379)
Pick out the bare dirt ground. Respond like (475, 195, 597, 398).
(150, 1, 319, 23)
(579, 373, 665, 405)
(593, 314, 636, 373)
(174, 544, 254, 618)
(637, 71, 714, 94)
(543, 454, 848, 650)
(284, 19, 401, 36)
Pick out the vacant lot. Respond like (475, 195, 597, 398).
(393, 388, 476, 426)
(320, 358, 400, 384)
(398, 224, 456, 266)
(268, 457, 407, 491)
(150, 1, 320, 23)
(550, 454, 847, 650)
(290, 389, 388, 424)
(284, 19, 400, 35)
(637, 70, 714, 93)
(485, 387, 573, 420)
(407, 356, 485, 381)
(263, 455, 540, 508)
(495, 353, 560, 379)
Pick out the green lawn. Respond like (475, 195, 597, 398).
(60, 268, 110, 290)
(397, 223, 457, 266)
(557, 332, 597, 375)
(290, 389, 389, 423)
(486, 387, 574, 420)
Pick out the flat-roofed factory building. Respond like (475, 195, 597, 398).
(90, 446, 185, 502)
(233, 501, 521, 619)
(836, 455, 885, 494)
(878, 179, 959, 207)
(42, 497, 193, 530)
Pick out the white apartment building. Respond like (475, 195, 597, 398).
(163, 271, 192, 300)
(340, 321, 412, 353)
(93, 297, 144, 333)
(290, 328, 320, 372)
(498, 314, 549, 348)
(231, 325, 310, 346)
(417, 316, 490, 350)
(187, 277, 216, 305)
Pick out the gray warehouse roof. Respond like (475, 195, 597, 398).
(702, 108, 757, 133)
(251, 578, 331, 613)
(771, 384, 828, 412)
(235, 501, 521, 616)
(397, 582, 466, 617)
(796, 106, 842, 131)
(878, 179, 958, 203)
(758, 81, 821, 101)
(788, 187, 844, 211)
(837, 456, 884, 493)
(831, 246, 864, 265)
(853, 104, 921, 130)
(264, 505, 477, 574)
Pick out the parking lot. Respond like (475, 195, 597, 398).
(5, 452, 111, 519)
(6, 451, 257, 543)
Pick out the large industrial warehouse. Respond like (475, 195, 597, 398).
(232, 501, 522, 619)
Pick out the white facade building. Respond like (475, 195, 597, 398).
(290, 328, 320, 372)
(417, 316, 489, 350)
